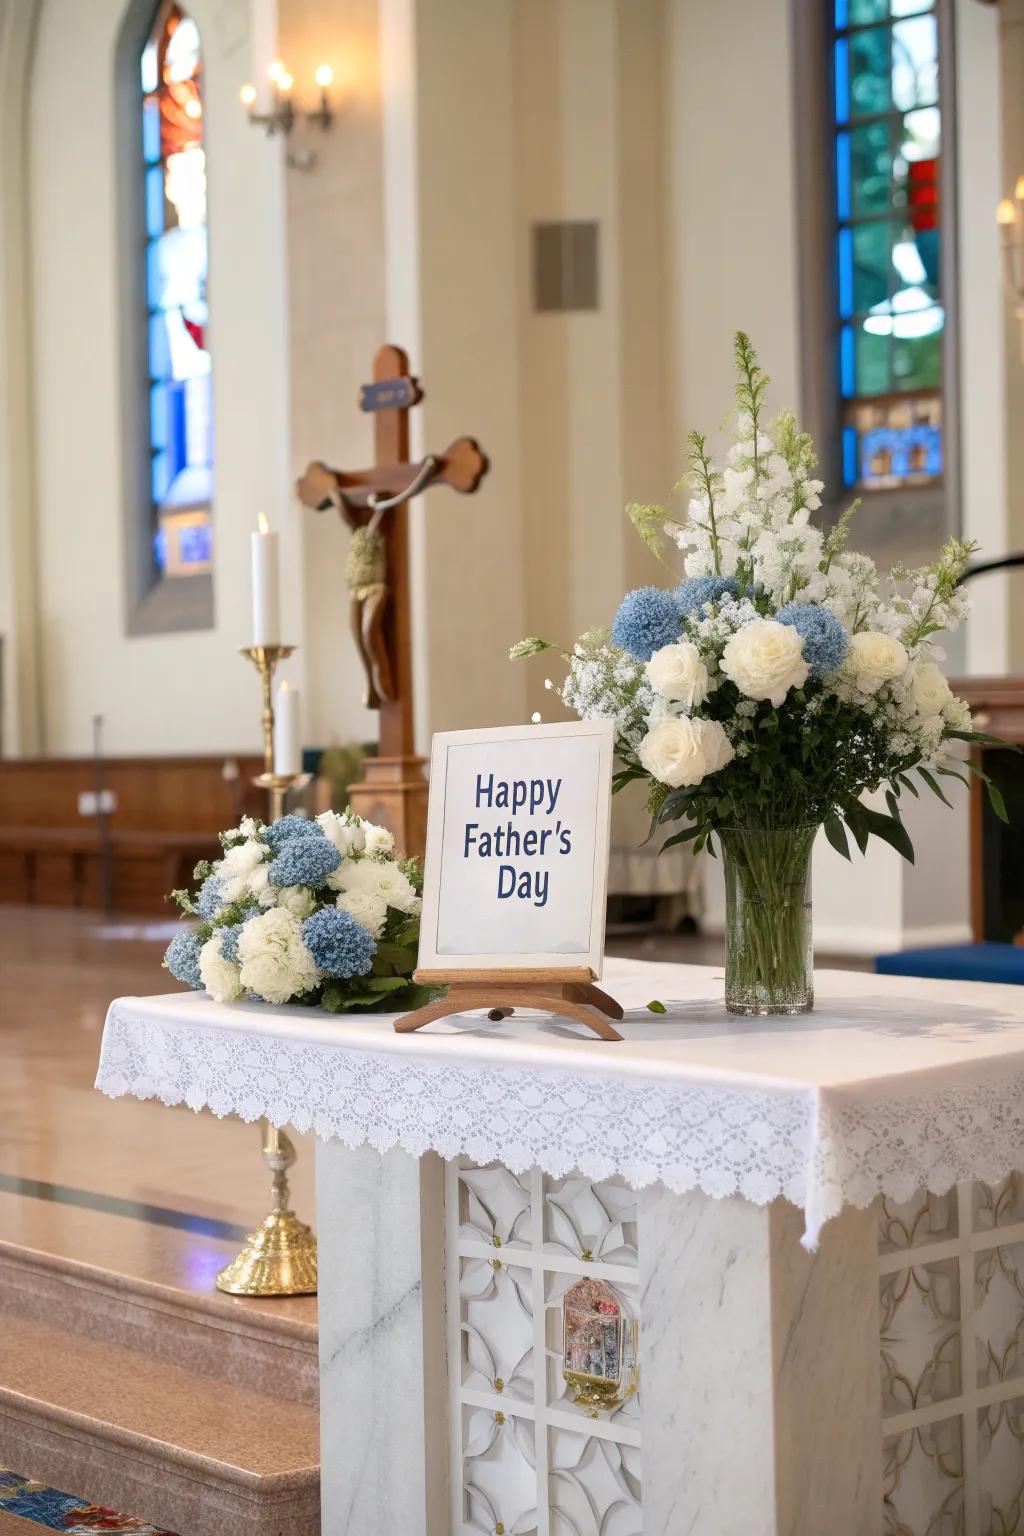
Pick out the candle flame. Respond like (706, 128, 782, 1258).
(1016, 175, 1024, 203)
(257, 512, 270, 534)
(997, 198, 1017, 227)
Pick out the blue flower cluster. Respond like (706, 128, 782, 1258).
(611, 587, 682, 662)
(217, 921, 245, 965)
(676, 575, 739, 615)
(196, 875, 223, 920)
(302, 907, 376, 978)
(164, 929, 203, 990)
(267, 831, 341, 889)
(776, 601, 849, 678)
(264, 815, 321, 852)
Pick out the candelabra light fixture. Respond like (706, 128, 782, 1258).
(997, 177, 1024, 361)
(240, 59, 334, 170)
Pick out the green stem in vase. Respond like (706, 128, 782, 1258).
(720, 824, 817, 1015)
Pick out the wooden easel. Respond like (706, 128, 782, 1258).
(296, 346, 488, 859)
(396, 967, 625, 1041)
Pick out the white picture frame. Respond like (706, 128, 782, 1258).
(417, 719, 615, 977)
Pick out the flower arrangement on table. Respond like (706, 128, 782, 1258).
(513, 333, 1005, 1016)
(163, 809, 436, 1013)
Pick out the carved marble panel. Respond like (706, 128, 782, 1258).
(548, 1426, 642, 1536)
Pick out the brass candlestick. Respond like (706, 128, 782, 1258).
(215, 643, 318, 1297)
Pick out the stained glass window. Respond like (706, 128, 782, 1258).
(834, 0, 944, 491)
(141, 3, 213, 578)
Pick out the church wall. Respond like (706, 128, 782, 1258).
(25, 0, 292, 758)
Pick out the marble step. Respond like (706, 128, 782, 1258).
(0, 1313, 320, 1536)
(0, 1513, 49, 1536)
(0, 1193, 317, 1407)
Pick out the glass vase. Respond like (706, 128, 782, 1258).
(719, 824, 817, 1015)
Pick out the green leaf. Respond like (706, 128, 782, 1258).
(861, 806, 915, 864)
(897, 773, 919, 798)
(661, 824, 703, 851)
(647, 1000, 667, 1014)
(987, 779, 1009, 823)
(918, 766, 953, 808)
(823, 814, 851, 861)
(945, 728, 1019, 750)
(842, 801, 870, 855)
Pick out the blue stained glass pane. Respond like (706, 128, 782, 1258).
(152, 449, 171, 504)
(843, 427, 858, 486)
(148, 312, 172, 381)
(840, 326, 855, 396)
(859, 421, 942, 482)
(149, 383, 168, 449)
(179, 521, 213, 565)
(145, 165, 165, 240)
(838, 227, 854, 317)
(146, 239, 162, 303)
(834, 38, 851, 123)
(142, 99, 161, 164)
(835, 0, 849, 28)
(836, 133, 852, 221)
(153, 524, 167, 571)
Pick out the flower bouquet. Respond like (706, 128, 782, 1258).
(514, 334, 1005, 1015)
(163, 809, 437, 1013)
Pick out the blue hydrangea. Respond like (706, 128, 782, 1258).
(611, 587, 682, 661)
(776, 601, 849, 678)
(264, 814, 321, 852)
(266, 832, 341, 890)
(196, 875, 224, 920)
(164, 929, 204, 990)
(216, 921, 246, 966)
(676, 575, 740, 615)
(302, 907, 376, 979)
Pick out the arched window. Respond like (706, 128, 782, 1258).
(140, 2, 213, 580)
(832, 1, 945, 492)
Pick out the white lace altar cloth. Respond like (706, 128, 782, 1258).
(96, 959, 1024, 1249)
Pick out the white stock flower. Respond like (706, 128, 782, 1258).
(645, 641, 710, 712)
(638, 716, 735, 789)
(910, 660, 952, 718)
(237, 908, 320, 1006)
(720, 619, 809, 707)
(336, 855, 418, 913)
(362, 821, 395, 857)
(336, 889, 388, 938)
(276, 884, 317, 920)
(198, 934, 243, 1003)
(846, 631, 909, 695)
(316, 810, 366, 858)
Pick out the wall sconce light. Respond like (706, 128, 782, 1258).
(997, 178, 1024, 361)
(240, 61, 334, 170)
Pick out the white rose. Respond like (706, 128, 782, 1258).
(276, 884, 317, 920)
(646, 641, 710, 711)
(910, 660, 952, 718)
(237, 908, 320, 1006)
(198, 934, 243, 1003)
(336, 889, 389, 938)
(638, 716, 735, 789)
(336, 856, 419, 913)
(847, 631, 909, 695)
(316, 810, 366, 858)
(363, 821, 396, 857)
(720, 619, 810, 707)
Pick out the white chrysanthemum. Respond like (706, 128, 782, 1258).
(198, 933, 243, 1003)
(720, 619, 809, 706)
(237, 908, 320, 1006)
(336, 889, 388, 938)
(317, 810, 366, 858)
(276, 884, 317, 920)
(245, 863, 276, 908)
(336, 856, 418, 913)
(846, 631, 909, 695)
(638, 716, 735, 788)
(910, 660, 952, 718)
(645, 641, 710, 711)
(218, 838, 267, 902)
(362, 821, 395, 857)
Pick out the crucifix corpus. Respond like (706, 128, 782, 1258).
(296, 345, 489, 858)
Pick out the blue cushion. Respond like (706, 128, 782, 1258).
(874, 943, 1024, 985)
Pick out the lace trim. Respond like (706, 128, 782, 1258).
(96, 1004, 1024, 1249)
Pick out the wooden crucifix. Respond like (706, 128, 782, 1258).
(296, 344, 489, 859)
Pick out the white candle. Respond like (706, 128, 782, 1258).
(274, 681, 301, 777)
(251, 513, 280, 648)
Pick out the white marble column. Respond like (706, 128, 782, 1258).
(315, 1141, 447, 1536)
(638, 1189, 882, 1535)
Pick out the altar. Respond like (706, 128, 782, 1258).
(96, 959, 1024, 1535)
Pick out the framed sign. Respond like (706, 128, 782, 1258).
(417, 719, 615, 974)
